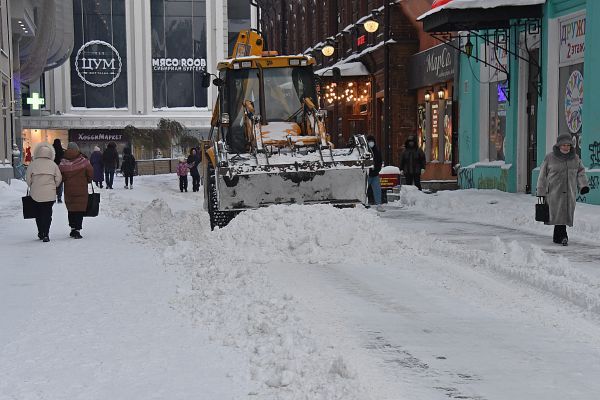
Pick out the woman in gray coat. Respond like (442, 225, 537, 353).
(26, 142, 63, 242)
(536, 133, 589, 245)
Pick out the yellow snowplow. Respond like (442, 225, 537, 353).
(202, 30, 372, 229)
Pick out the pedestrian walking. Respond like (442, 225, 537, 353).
(52, 138, 65, 203)
(177, 156, 190, 192)
(536, 134, 589, 246)
(121, 147, 136, 189)
(187, 148, 201, 192)
(25, 142, 62, 242)
(366, 135, 385, 212)
(399, 135, 426, 191)
(90, 146, 104, 188)
(102, 141, 119, 189)
(59, 142, 93, 239)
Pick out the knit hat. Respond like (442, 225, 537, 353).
(556, 134, 573, 146)
(94, 146, 101, 152)
(67, 142, 79, 151)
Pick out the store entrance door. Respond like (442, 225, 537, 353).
(526, 49, 540, 194)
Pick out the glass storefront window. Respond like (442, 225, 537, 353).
(21, 130, 69, 164)
(558, 64, 583, 155)
(443, 101, 453, 162)
(489, 80, 507, 161)
(431, 103, 439, 161)
(227, 0, 251, 57)
(151, 0, 208, 108)
(71, 0, 128, 108)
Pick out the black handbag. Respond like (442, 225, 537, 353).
(535, 196, 549, 223)
(84, 184, 100, 217)
(22, 189, 36, 219)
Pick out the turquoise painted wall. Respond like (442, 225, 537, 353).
(533, 0, 600, 204)
(457, 0, 600, 204)
(458, 55, 480, 168)
(457, 27, 520, 192)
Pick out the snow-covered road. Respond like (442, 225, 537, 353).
(266, 205, 600, 399)
(2, 175, 600, 399)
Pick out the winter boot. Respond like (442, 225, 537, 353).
(38, 232, 44, 240)
(42, 235, 50, 242)
(562, 238, 568, 246)
(71, 230, 83, 239)
(124, 185, 129, 189)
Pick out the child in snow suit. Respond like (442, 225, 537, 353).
(177, 157, 190, 192)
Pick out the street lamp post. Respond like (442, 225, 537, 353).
(383, 2, 391, 164)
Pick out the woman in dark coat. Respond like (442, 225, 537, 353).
(89, 146, 104, 188)
(52, 138, 65, 202)
(102, 141, 119, 189)
(187, 148, 201, 192)
(536, 133, 589, 246)
(399, 135, 427, 191)
(121, 147, 136, 189)
(59, 142, 93, 239)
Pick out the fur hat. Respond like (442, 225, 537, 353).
(67, 142, 79, 151)
(556, 134, 573, 146)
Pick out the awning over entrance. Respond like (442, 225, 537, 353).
(315, 61, 370, 77)
(417, 0, 545, 32)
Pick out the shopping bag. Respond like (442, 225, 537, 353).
(22, 191, 36, 219)
(535, 197, 549, 223)
(84, 184, 100, 217)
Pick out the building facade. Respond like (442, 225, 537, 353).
(446, 0, 599, 205)
(256, 0, 457, 182)
(1, 0, 74, 182)
(20, 0, 251, 162)
(0, 0, 13, 181)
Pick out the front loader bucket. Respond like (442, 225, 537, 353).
(216, 167, 368, 210)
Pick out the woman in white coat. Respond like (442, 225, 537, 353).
(536, 133, 589, 246)
(26, 142, 62, 242)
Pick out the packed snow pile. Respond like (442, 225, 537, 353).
(211, 204, 404, 265)
(108, 197, 381, 399)
(394, 186, 600, 242)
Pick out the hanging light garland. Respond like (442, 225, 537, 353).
(323, 81, 370, 105)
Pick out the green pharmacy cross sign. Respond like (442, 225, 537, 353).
(27, 92, 45, 110)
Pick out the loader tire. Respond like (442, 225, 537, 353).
(207, 169, 239, 230)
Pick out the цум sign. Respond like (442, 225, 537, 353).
(408, 41, 457, 90)
(152, 58, 207, 72)
(75, 40, 122, 88)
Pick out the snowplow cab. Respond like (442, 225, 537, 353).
(203, 30, 373, 229)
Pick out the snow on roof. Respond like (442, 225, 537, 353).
(418, 0, 546, 21)
(315, 61, 370, 77)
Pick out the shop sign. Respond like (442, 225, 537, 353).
(152, 57, 207, 72)
(560, 13, 586, 65)
(379, 175, 399, 189)
(75, 40, 122, 88)
(69, 130, 126, 142)
(408, 41, 457, 89)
